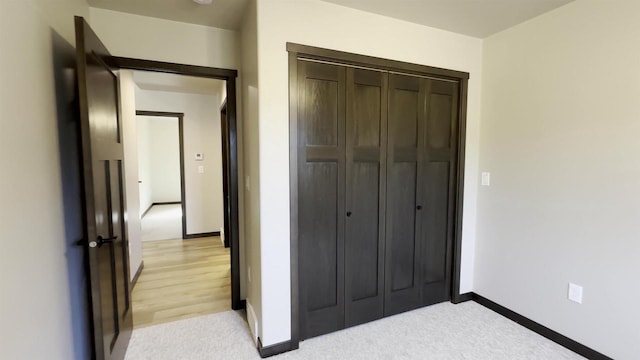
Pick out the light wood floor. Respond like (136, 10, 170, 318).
(132, 237, 231, 328)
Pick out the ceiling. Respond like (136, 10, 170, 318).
(322, 0, 574, 38)
(88, 0, 573, 38)
(133, 70, 225, 95)
(87, 0, 249, 30)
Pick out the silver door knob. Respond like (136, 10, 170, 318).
(89, 241, 97, 248)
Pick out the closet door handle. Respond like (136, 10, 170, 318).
(416, 205, 422, 210)
(346, 211, 352, 217)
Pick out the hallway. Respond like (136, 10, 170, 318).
(141, 204, 183, 242)
(132, 237, 231, 328)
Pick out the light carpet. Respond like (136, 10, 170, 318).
(124, 301, 584, 360)
(141, 204, 183, 242)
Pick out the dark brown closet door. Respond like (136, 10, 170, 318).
(344, 69, 387, 327)
(298, 60, 346, 339)
(419, 79, 459, 306)
(384, 74, 426, 316)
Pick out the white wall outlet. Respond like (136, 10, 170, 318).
(481, 172, 491, 186)
(194, 153, 204, 161)
(198, 165, 205, 174)
(568, 283, 583, 304)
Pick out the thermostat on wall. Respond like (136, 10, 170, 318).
(195, 153, 204, 161)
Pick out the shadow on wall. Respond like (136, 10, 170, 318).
(51, 30, 92, 360)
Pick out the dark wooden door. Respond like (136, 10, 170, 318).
(75, 16, 132, 360)
(384, 74, 459, 316)
(384, 74, 425, 316)
(419, 79, 459, 306)
(344, 68, 388, 327)
(298, 60, 346, 339)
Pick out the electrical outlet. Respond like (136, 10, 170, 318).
(568, 283, 583, 304)
(198, 165, 205, 174)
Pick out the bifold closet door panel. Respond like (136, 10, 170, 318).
(298, 60, 347, 339)
(419, 79, 459, 306)
(344, 68, 388, 327)
(384, 74, 425, 316)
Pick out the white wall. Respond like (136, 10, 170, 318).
(0, 0, 92, 359)
(119, 70, 144, 280)
(91, 7, 247, 299)
(136, 88, 224, 235)
(89, 8, 238, 69)
(138, 116, 181, 204)
(240, 0, 262, 342)
(476, 2, 640, 359)
(255, 0, 483, 346)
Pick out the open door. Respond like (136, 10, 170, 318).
(75, 16, 132, 360)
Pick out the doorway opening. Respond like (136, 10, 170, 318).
(124, 72, 238, 328)
(135, 111, 184, 242)
(75, 17, 242, 358)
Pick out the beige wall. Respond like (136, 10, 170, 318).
(255, 0, 483, 346)
(476, 1, 640, 358)
(240, 0, 261, 343)
(89, 8, 238, 69)
(0, 0, 92, 359)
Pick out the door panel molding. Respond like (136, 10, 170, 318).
(297, 60, 346, 339)
(344, 68, 387, 327)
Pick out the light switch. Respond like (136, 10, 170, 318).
(195, 153, 204, 161)
(568, 283, 583, 304)
(198, 165, 205, 174)
(481, 172, 491, 186)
